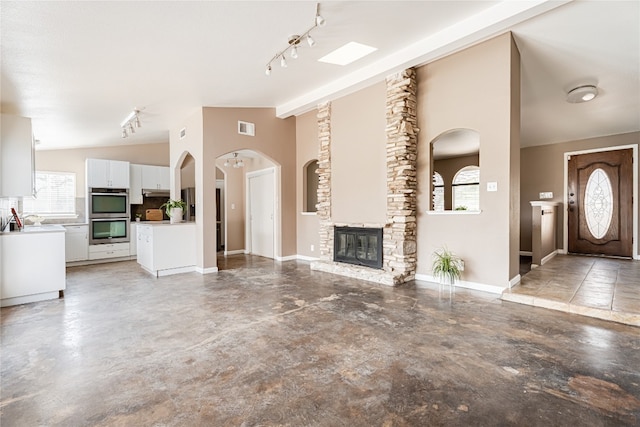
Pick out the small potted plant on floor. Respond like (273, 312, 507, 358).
(432, 247, 463, 285)
(160, 199, 187, 224)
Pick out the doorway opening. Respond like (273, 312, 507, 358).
(216, 150, 280, 268)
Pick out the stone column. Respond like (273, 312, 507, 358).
(316, 102, 333, 261)
(384, 68, 418, 283)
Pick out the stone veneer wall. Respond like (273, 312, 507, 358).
(311, 69, 418, 286)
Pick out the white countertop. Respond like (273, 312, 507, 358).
(1, 224, 66, 235)
(137, 221, 195, 227)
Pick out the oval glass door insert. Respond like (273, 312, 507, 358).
(584, 168, 613, 239)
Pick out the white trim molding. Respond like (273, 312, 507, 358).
(540, 250, 558, 266)
(195, 266, 219, 274)
(415, 274, 507, 295)
(297, 255, 320, 262)
(224, 249, 245, 256)
(276, 255, 298, 262)
(519, 251, 533, 256)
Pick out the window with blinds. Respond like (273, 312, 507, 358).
(23, 171, 76, 216)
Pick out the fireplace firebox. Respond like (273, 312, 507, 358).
(334, 227, 383, 269)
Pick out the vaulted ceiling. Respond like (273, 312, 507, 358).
(1, 1, 638, 150)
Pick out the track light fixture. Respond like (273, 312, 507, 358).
(265, 3, 325, 76)
(120, 109, 141, 138)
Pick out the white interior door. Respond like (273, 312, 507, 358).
(249, 170, 274, 259)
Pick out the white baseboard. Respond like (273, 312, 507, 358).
(540, 250, 558, 265)
(276, 255, 298, 262)
(297, 255, 320, 262)
(196, 266, 218, 274)
(509, 274, 521, 288)
(414, 274, 506, 295)
(519, 251, 533, 256)
(557, 248, 567, 255)
(224, 249, 245, 256)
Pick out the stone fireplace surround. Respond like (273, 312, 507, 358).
(310, 69, 418, 286)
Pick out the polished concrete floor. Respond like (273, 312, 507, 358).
(503, 255, 640, 327)
(2, 256, 640, 426)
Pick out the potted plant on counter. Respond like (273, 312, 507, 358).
(160, 199, 187, 224)
(432, 247, 463, 286)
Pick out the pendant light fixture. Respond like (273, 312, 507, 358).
(264, 3, 326, 76)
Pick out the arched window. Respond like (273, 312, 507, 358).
(304, 160, 319, 212)
(452, 166, 480, 211)
(432, 172, 444, 211)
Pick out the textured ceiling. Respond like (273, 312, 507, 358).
(1, 1, 638, 150)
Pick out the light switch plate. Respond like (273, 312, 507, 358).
(539, 192, 553, 199)
(487, 182, 498, 192)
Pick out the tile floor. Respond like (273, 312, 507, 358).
(502, 254, 640, 327)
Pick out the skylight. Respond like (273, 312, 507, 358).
(318, 42, 377, 66)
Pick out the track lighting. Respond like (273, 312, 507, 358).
(264, 3, 325, 76)
(307, 34, 315, 47)
(315, 3, 325, 27)
(120, 109, 141, 138)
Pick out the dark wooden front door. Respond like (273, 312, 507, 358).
(568, 148, 633, 257)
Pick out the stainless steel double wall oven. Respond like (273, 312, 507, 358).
(88, 188, 130, 245)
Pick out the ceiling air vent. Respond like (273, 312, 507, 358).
(179, 127, 187, 139)
(238, 121, 255, 136)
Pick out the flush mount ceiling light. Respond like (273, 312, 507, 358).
(224, 152, 244, 169)
(265, 3, 325, 76)
(318, 41, 378, 66)
(120, 109, 141, 138)
(566, 85, 598, 103)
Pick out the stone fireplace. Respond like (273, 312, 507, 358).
(310, 69, 418, 286)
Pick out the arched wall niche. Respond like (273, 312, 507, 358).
(429, 128, 480, 211)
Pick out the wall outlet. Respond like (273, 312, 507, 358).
(539, 192, 553, 199)
(231, 203, 235, 210)
(487, 182, 498, 192)
(310, 244, 315, 252)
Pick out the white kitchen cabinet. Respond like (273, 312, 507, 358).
(64, 224, 89, 262)
(88, 242, 130, 260)
(1, 226, 66, 307)
(137, 222, 196, 276)
(129, 222, 137, 257)
(141, 165, 170, 190)
(1, 114, 35, 197)
(86, 158, 130, 189)
(129, 164, 143, 204)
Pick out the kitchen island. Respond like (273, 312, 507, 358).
(136, 221, 196, 277)
(1, 225, 66, 307)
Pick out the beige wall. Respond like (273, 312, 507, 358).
(331, 82, 387, 224)
(170, 109, 205, 268)
(170, 108, 295, 270)
(296, 109, 320, 259)
(416, 33, 520, 287)
(520, 131, 639, 253)
(180, 154, 196, 189)
(36, 142, 170, 197)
